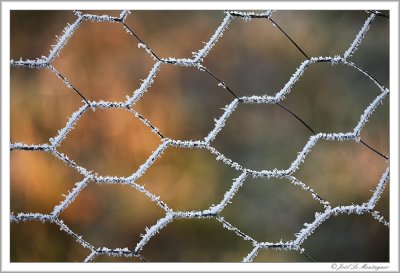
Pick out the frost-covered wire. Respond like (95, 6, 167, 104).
(10, 9, 389, 262)
(193, 12, 232, 63)
(344, 13, 376, 60)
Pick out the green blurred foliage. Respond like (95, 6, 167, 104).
(10, 10, 389, 262)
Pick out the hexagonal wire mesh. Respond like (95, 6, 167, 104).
(10, 10, 389, 262)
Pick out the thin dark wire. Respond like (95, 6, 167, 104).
(269, 17, 310, 60)
(132, 108, 165, 139)
(48, 65, 90, 105)
(228, 11, 271, 19)
(122, 21, 240, 102)
(265, 16, 388, 160)
(10, 145, 48, 151)
(219, 218, 256, 243)
(122, 22, 162, 62)
(54, 151, 78, 168)
(315, 59, 333, 63)
(315, 58, 387, 95)
(276, 102, 316, 135)
(199, 66, 241, 100)
(302, 250, 316, 262)
(351, 62, 385, 89)
(137, 254, 149, 262)
(360, 139, 389, 160)
(276, 102, 388, 160)
(123, 19, 388, 161)
(124, 16, 388, 161)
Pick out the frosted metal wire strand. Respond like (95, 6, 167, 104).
(244, 168, 389, 262)
(122, 17, 242, 100)
(228, 10, 274, 19)
(277, 101, 388, 160)
(366, 10, 389, 20)
(344, 13, 376, 60)
(10, 10, 389, 262)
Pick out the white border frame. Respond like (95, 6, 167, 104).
(1, 1, 399, 272)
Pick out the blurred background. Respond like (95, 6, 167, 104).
(10, 10, 389, 262)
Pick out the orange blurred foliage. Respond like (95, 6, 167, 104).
(10, 10, 389, 262)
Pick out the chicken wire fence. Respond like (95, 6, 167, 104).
(10, 10, 390, 262)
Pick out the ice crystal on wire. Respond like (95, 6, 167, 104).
(9, 9, 389, 263)
(344, 13, 376, 59)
